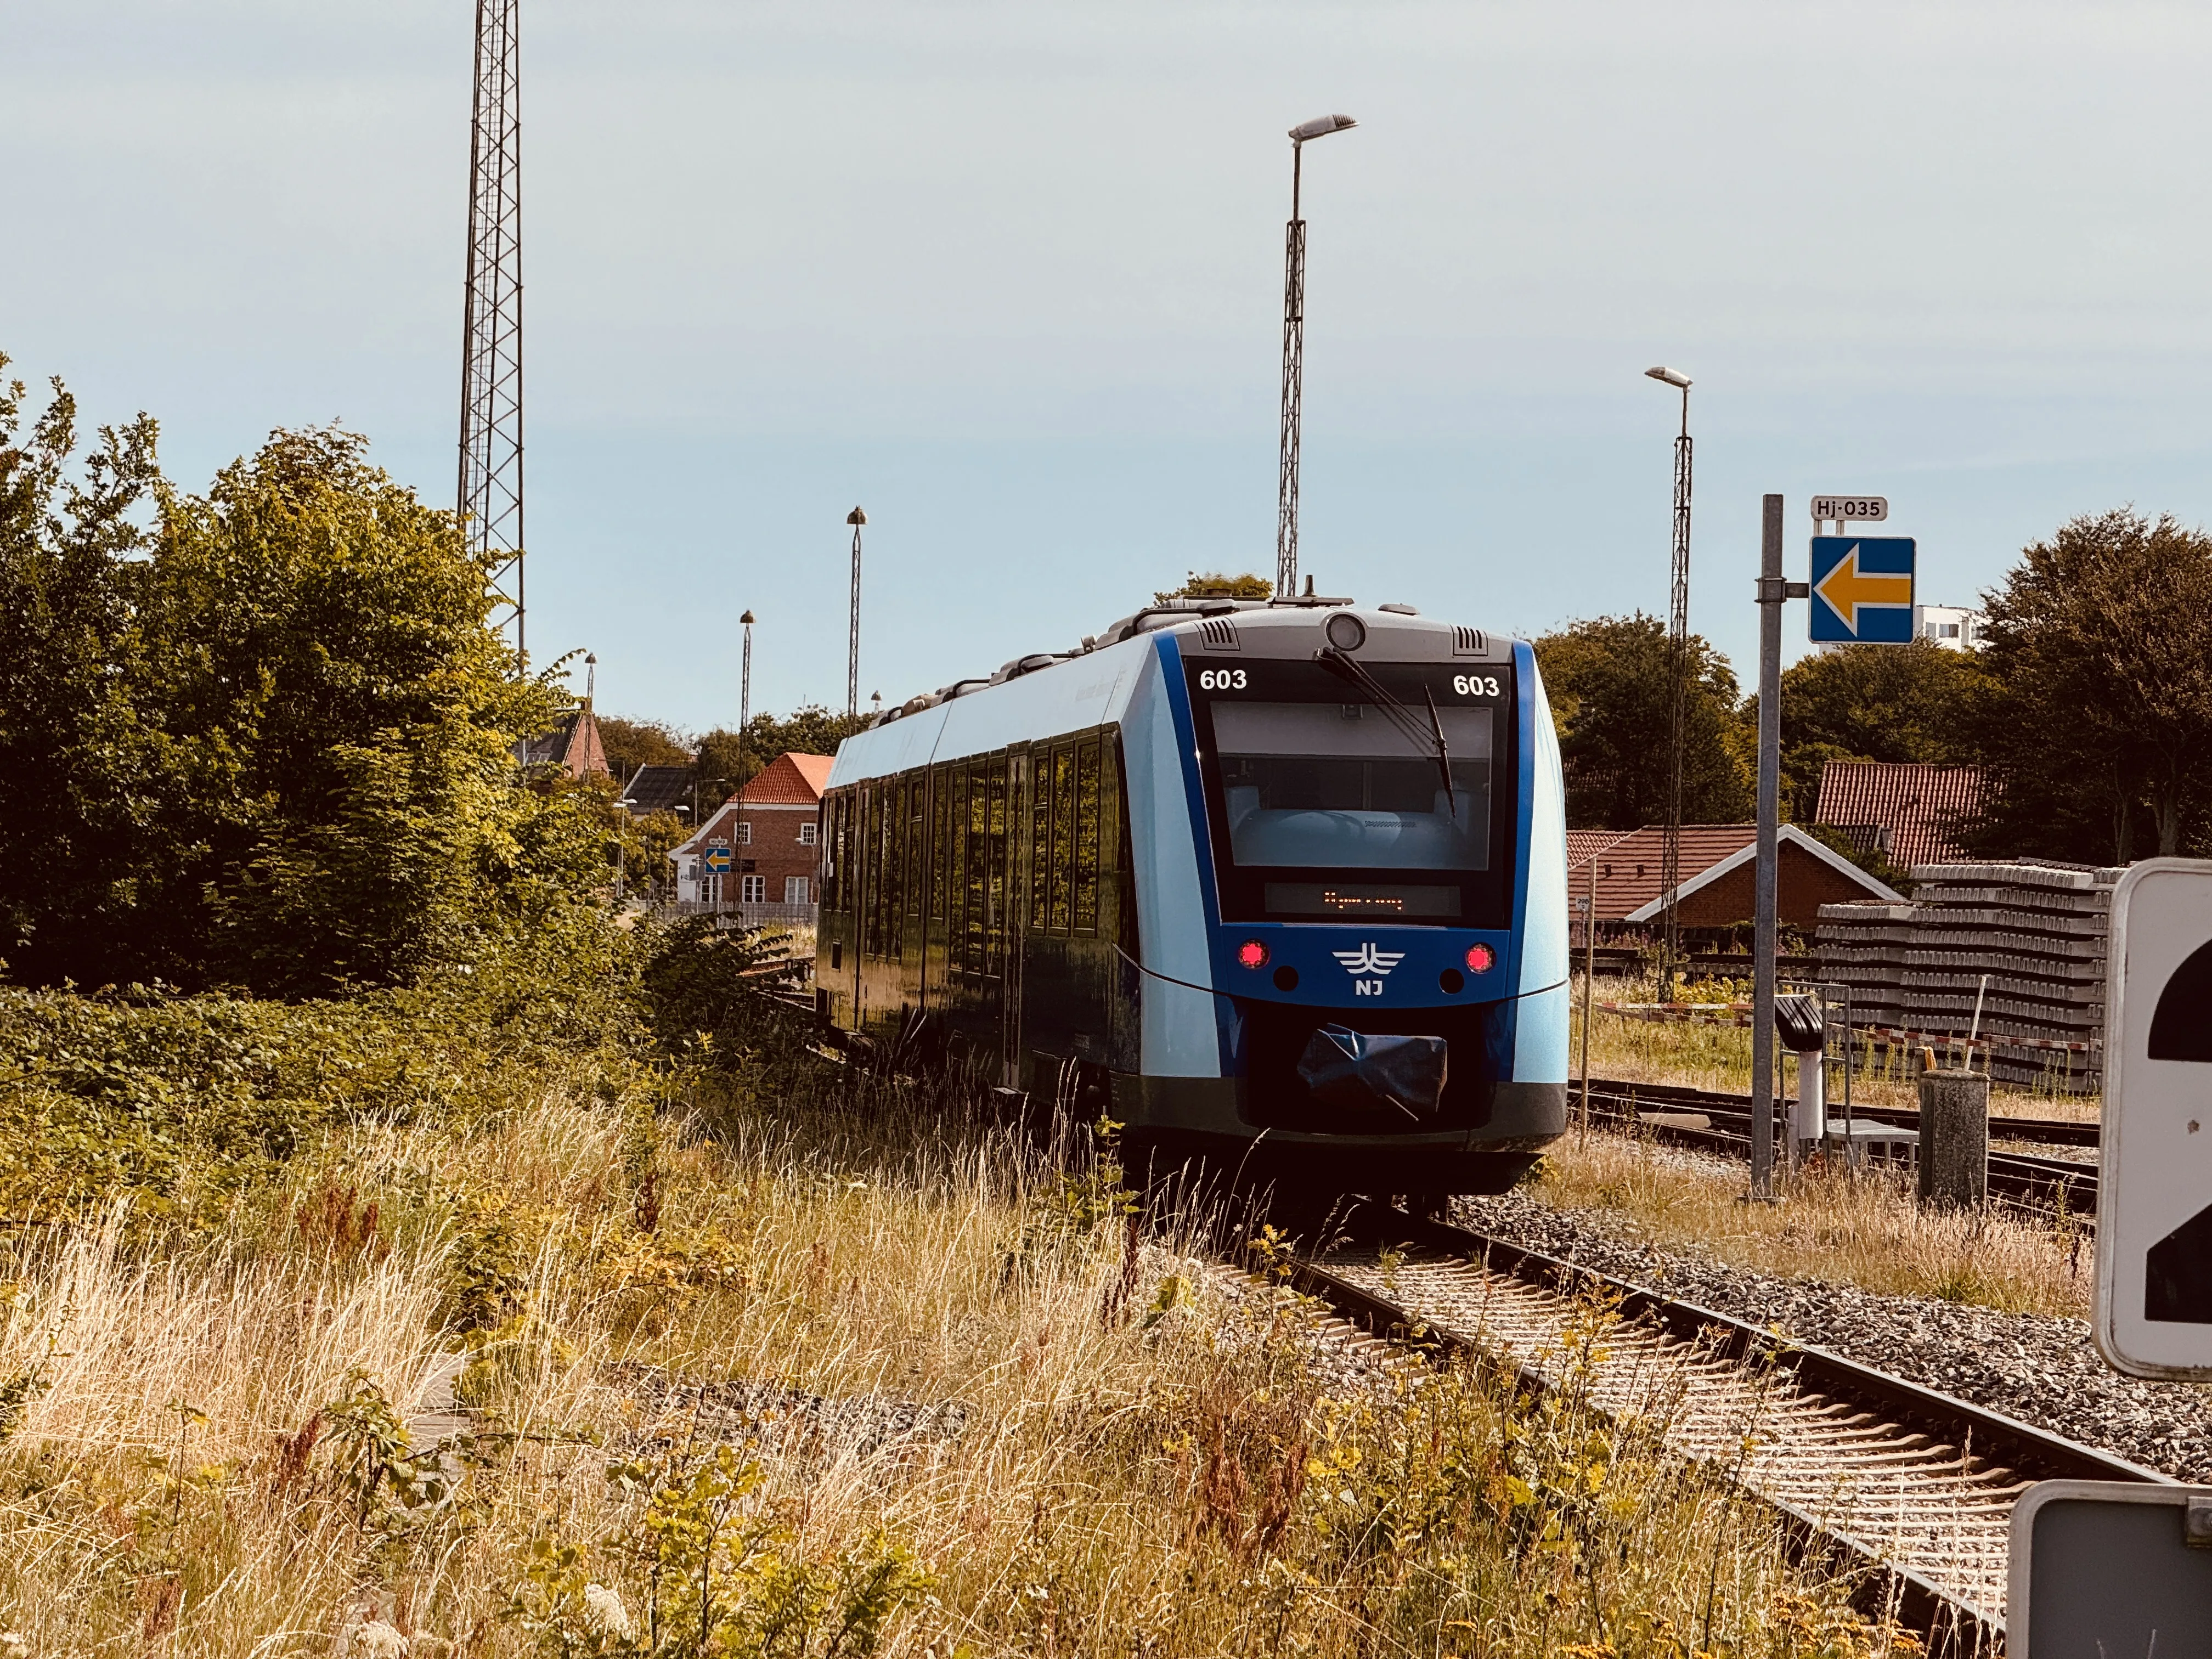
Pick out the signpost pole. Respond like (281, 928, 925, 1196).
(1750, 493, 1786, 1199)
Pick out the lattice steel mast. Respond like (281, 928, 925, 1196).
(845, 507, 866, 720)
(459, 0, 526, 661)
(1646, 366, 1694, 995)
(1275, 114, 1355, 601)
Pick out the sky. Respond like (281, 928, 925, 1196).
(10, 1, 2212, 731)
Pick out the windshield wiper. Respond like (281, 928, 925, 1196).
(1422, 682, 1457, 815)
(1314, 646, 1458, 812)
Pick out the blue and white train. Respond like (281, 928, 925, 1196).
(815, 593, 1569, 1195)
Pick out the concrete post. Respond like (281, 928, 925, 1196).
(1917, 1068, 1989, 1207)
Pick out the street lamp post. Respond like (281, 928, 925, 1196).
(1645, 365, 1693, 1000)
(737, 607, 754, 805)
(845, 508, 866, 721)
(1276, 112, 1356, 602)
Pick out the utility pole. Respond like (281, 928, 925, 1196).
(1645, 366, 1693, 998)
(1276, 113, 1356, 602)
(1751, 493, 1807, 1199)
(845, 507, 866, 721)
(459, 0, 526, 663)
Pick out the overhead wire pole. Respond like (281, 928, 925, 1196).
(459, 0, 526, 666)
(845, 508, 866, 721)
(1275, 113, 1355, 602)
(1646, 366, 1694, 998)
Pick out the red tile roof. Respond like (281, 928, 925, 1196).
(1565, 828, 1630, 868)
(1814, 761, 1987, 869)
(731, 752, 833, 806)
(1563, 822, 1900, 921)
(1566, 824, 1758, 921)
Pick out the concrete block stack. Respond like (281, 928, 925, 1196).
(1814, 860, 2119, 1092)
(1805, 902, 1915, 1029)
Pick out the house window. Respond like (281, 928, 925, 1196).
(785, 876, 810, 905)
(741, 874, 766, 903)
(799, 821, 818, 847)
(737, 821, 753, 845)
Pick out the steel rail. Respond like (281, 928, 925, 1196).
(1585, 1074, 2098, 1149)
(1285, 1206, 2166, 1655)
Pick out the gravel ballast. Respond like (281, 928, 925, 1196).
(1452, 1186, 2212, 1481)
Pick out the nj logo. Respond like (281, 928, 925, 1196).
(1332, 943, 1404, 977)
(1332, 943, 1403, 996)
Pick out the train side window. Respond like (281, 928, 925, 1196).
(1049, 747, 1075, 933)
(964, 760, 989, 972)
(854, 792, 871, 960)
(985, 759, 1007, 974)
(1074, 739, 1101, 933)
(1028, 746, 1050, 930)
(930, 769, 950, 922)
(906, 775, 926, 917)
(944, 769, 961, 969)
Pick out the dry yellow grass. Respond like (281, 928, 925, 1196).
(1534, 1126, 2094, 1318)
(0, 1059, 1921, 1655)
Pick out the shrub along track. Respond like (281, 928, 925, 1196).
(1578, 1076, 2100, 1217)
(1279, 1205, 2165, 1655)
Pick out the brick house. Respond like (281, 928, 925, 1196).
(1566, 822, 1904, 937)
(669, 752, 832, 910)
(515, 707, 610, 779)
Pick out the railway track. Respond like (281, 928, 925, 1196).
(1289, 1205, 2165, 1653)
(1585, 1075, 2098, 1150)
(1580, 1077, 2101, 1216)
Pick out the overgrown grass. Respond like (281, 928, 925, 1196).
(0, 964, 1921, 1654)
(1569, 973, 2103, 1123)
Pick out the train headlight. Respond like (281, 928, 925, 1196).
(1237, 939, 1269, 969)
(1465, 943, 1496, 973)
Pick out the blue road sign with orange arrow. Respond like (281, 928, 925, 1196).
(1809, 536, 1915, 643)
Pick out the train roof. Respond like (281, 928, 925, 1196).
(825, 596, 1525, 790)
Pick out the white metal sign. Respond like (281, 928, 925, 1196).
(2097, 859, 2212, 1378)
(1809, 495, 1887, 522)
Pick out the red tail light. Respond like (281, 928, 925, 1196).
(1237, 939, 1269, 969)
(1465, 943, 1496, 973)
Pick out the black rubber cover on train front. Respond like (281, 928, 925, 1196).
(1297, 1026, 1451, 1121)
(1240, 997, 1509, 1134)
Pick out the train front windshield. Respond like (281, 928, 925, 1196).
(1190, 658, 1515, 926)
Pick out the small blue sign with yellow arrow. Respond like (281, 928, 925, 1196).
(1810, 536, 1915, 644)
(703, 845, 733, 873)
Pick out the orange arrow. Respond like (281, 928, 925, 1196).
(1815, 545, 1912, 634)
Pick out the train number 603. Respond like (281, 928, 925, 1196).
(1198, 669, 1249, 690)
(1452, 674, 1501, 696)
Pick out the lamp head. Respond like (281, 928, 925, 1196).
(740, 610, 755, 625)
(847, 506, 867, 526)
(1645, 365, 1692, 390)
(1290, 113, 1357, 142)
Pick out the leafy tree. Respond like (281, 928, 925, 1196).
(143, 427, 608, 992)
(696, 706, 867, 794)
(0, 361, 616, 993)
(1154, 571, 1272, 602)
(1970, 508, 2212, 861)
(1771, 639, 1988, 822)
(0, 357, 167, 978)
(1533, 613, 1752, 830)
(597, 715, 692, 776)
